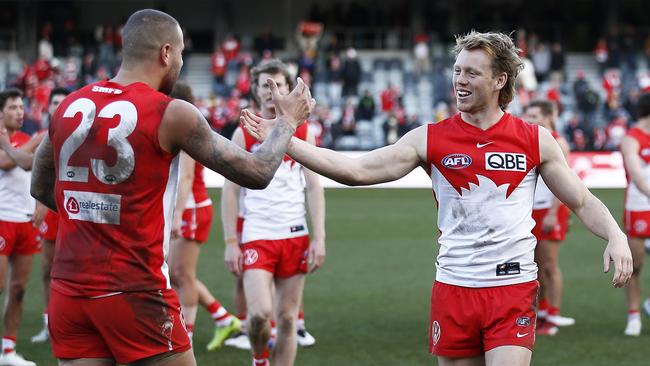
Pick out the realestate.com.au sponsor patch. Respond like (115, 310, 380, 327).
(64, 190, 121, 224)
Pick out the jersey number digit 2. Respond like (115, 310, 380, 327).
(59, 98, 137, 184)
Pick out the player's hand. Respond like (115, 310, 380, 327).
(240, 109, 272, 142)
(541, 211, 558, 233)
(170, 215, 182, 239)
(268, 77, 316, 129)
(32, 202, 48, 229)
(224, 241, 243, 277)
(603, 234, 633, 288)
(308, 237, 326, 273)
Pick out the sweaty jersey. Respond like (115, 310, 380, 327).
(533, 130, 563, 210)
(49, 80, 178, 297)
(427, 113, 540, 287)
(240, 123, 309, 242)
(624, 127, 650, 212)
(185, 162, 212, 209)
(0, 131, 35, 222)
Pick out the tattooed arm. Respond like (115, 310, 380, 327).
(30, 134, 57, 211)
(159, 78, 314, 189)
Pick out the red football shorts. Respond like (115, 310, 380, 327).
(241, 236, 310, 278)
(39, 210, 59, 242)
(531, 205, 570, 242)
(624, 210, 650, 238)
(429, 280, 538, 357)
(0, 220, 41, 256)
(180, 205, 213, 243)
(49, 288, 191, 364)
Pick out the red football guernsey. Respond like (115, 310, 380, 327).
(427, 113, 541, 287)
(49, 80, 178, 297)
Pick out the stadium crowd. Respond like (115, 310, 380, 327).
(5, 22, 650, 152)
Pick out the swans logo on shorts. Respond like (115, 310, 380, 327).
(244, 249, 259, 265)
(431, 321, 441, 346)
(634, 219, 648, 234)
(0, 236, 5, 251)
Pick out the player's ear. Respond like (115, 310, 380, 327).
(494, 72, 507, 91)
(160, 44, 172, 67)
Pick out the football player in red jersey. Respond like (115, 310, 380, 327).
(167, 82, 240, 349)
(30, 9, 314, 366)
(222, 59, 325, 366)
(242, 31, 632, 366)
(620, 92, 650, 336)
(0, 88, 45, 366)
(31, 87, 71, 345)
(523, 100, 574, 336)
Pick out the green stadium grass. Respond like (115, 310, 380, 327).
(15, 189, 650, 365)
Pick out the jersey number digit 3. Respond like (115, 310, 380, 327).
(59, 98, 137, 185)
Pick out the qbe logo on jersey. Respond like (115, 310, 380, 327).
(485, 152, 527, 172)
(64, 190, 121, 224)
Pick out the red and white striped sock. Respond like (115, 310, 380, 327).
(2, 336, 16, 354)
(253, 348, 270, 365)
(297, 311, 305, 330)
(628, 310, 641, 321)
(206, 300, 232, 327)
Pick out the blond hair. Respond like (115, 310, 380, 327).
(453, 31, 523, 110)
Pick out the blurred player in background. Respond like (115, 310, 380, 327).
(620, 92, 650, 336)
(30, 8, 314, 366)
(223, 59, 325, 366)
(242, 31, 632, 366)
(31, 86, 70, 344)
(0, 88, 45, 366)
(168, 82, 241, 350)
(523, 100, 575, 336)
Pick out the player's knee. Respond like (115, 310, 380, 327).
(170, 267, 193, 288)
(248, 313, 271, 335)
(633, 263, 643, 276)
(275, 311, 295, 332)
(9, 282, 26, 302)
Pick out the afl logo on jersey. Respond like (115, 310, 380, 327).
(66, 197, 80, 214)
(244, 249, 259, 265)
(441, 154, 472, 169)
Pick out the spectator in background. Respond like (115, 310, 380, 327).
(80, 53, 97, 86)
(532, 42, 551, 82)
(413, 34, 430, 76)
(222, 34, 241, 64)
(380, 83, 398, 113)
(549, 42, 565, 80)
(605, 116, 628, 150)
(339, 98, 357, 136)
(236, 64, 251, 99)
(211, 47, 227, 96)
(573, 71, 600, 128)
(357, 89, 375, 121)
(342, 48, 361, 97)
(594, 38, 609, 74)
(326, 55, 343, 106)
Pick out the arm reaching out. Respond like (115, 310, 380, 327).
(538, 127, 632, 287)
(159, 77, 316, 189)
(241, 110, 426, 186)
(222, 128, 245, 277)
(0, 130, 45, 170)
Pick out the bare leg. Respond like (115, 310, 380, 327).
(485, 346, 532, 366)
(234, 276, 247, 318)
(538, 240, 563, 309)
(437, 355, 485, 366)
(4, 255, 34, 337)
(169, 238, 201, 330)
(243, 270, 274, 359)
(273, 274, 305, 366)
(41, 239, 55, 313)
(129, 349, 196, 366)
(625, 237, 646, 312)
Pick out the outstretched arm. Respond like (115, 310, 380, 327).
(303, 132, 326, 273)
(242, 110, 426, 186)
(30, 134, 57, 211)
(160, 78, 315, 189)
(222, 128, 245, 277)
(538, 127, 632, 287)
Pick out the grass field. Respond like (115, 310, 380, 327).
(13, 188, 650, 365)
